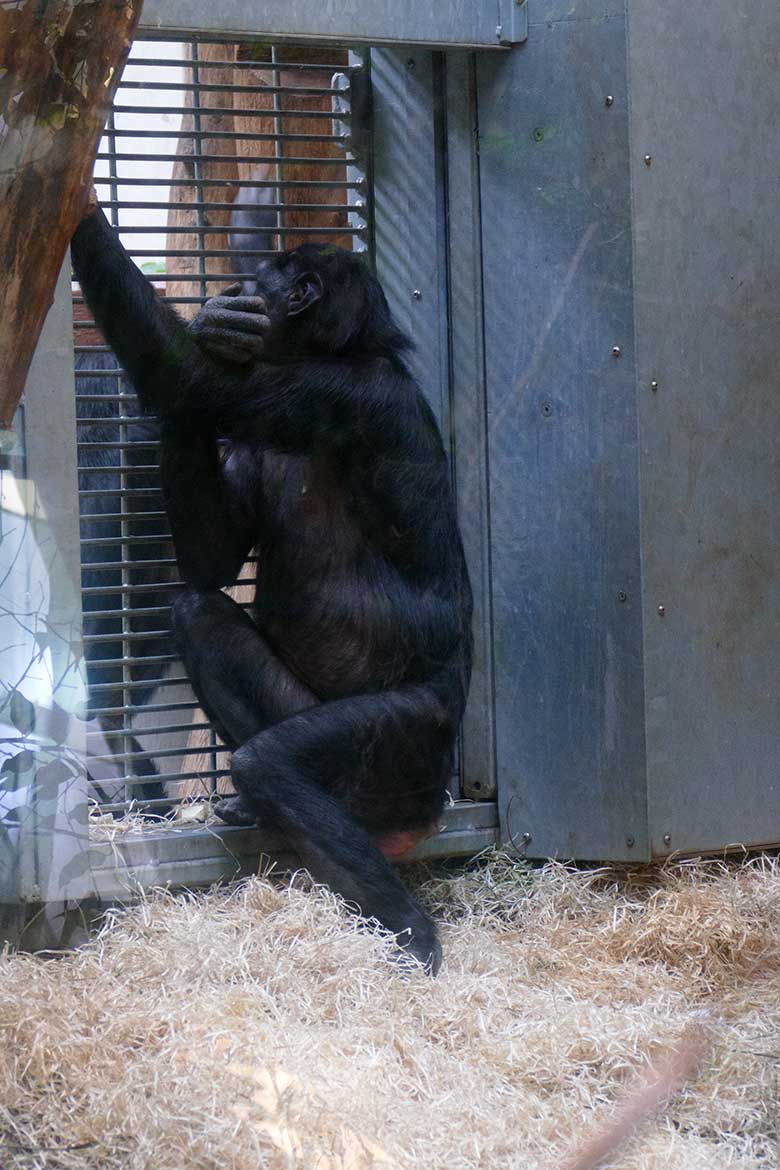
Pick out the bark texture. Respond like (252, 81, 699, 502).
(0, 0, 143, 426)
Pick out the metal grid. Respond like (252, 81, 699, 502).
(75, 38, 370, 819)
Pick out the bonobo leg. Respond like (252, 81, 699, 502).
(171, 587, 448, 971)
(171, 587, 315, 824)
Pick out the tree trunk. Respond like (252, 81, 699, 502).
(0, 0, 143, 427)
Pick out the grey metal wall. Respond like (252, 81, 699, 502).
(628, 0, 780, 855)
(476, 5, 648, 859)
(476, 0, 780, 859)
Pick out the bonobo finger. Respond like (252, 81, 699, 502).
(221, 283, 243, 296)
(215, 295, 269, 316)
(205, 308, 271, 335)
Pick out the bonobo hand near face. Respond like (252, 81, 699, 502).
(71, 203, 473, 973)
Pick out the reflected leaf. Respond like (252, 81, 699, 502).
(9, 691, 35, 735)
(60, 849, 99, 884)
(0, 750, 35, 789)
(33, 758, 71, 796)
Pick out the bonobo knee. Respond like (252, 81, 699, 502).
(170, 586, 215, 638)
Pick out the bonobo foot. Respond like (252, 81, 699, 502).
(393, 913, 442, 976)
(212, 794, 258, 827)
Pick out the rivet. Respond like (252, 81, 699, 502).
(626, 835, 635, 848)
(663, 833, 672, 846)
(411, 289, 422, 301)
(657, 604, 666, 617)
(650, 380, 659, 392)
(612, 345, 622, 358)
(541, 401, 553, 417)
(521, 832, 532, 845)
(618, 590, 628, 603)
(644, 154, 652, 166)
(605, 95, 614, 107)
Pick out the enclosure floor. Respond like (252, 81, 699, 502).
(1, 853, 779, 1169)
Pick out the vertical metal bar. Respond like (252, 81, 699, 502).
(270, 45, 285, 246)
(106, 108, 136, 802)
(189, 39, 219, 795)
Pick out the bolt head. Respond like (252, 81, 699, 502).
(650, 380, 659, 392)
(605, 95, 614, 107)
(411, 289, 422, 301)
(626, 835, 635, 848)
(406, 57, 416, 70)
(612, 345, 622, 358)
(521, 832, 532, 844)
(657, 604, 666, 617)
(618, 590, 628, 603)
(644, 154, 652, 166)
(663, 833, 672, 846)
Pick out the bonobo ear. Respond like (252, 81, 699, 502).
(287, 271, 323, 317)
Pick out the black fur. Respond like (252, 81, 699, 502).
(71, 207, 473, 971)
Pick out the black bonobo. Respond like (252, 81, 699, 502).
(71, 201, 473, 972)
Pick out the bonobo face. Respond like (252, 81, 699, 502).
(248, 251, 324, 332)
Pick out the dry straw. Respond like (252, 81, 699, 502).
(1, 851, 779, 1169)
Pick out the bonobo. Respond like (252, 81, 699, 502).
(71, 202, 472, 972)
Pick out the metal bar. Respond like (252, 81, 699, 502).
(88, 721, 211, 739)
(93, 176, 364, 186)
(81, 576, 254, 595)
(83, 628, 170, 644)
(94, 200, 361, 212)
(78, 442, 159, 450)
(90, 743, 229, 764)
(90, 700, 200, 717)
(113, 104, 347, 120)
(97, 152, 352, 164)
(86, 675, 192, 692)
(106, 128, 347, 142)
(112, 222, 363, 234)
(124, 57, 360, 72)
(119, 80, 350, 94)
(86, 652, 178, 668)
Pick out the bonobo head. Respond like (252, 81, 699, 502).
(246, 244, 411, 358)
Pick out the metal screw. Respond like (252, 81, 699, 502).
(626, 835, 635, 848)
(411, 289, 422, 301)
(612, 345, 622, 358)
(521, 832, 532, 845)
(605, 95, 614, 107)
(657, 604, 666, 617)
(650, 380, 659, 392)
(618, 590, 628, 603)
(663, 833, 672, 846)
(644, 154, 652, 166)
(541, 401, 553, 417)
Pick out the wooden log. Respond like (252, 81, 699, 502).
(0, 0, 143, 427)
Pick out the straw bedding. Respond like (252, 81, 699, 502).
(1, 852, 779, 1169)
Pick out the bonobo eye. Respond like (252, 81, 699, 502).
(287, 271, 323, 317)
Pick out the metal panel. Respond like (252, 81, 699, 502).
(370, 49, 451, 431)
(85, 802, 500, 901)
(477, 15, 649, 859)
(140, 1, 525, 49)
(628, 1, 780, 854)
(444, 53, 496, 800)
